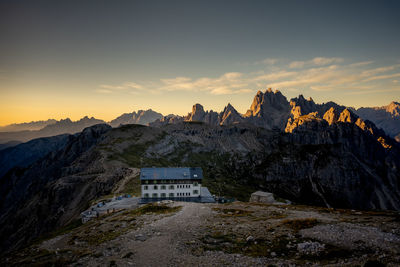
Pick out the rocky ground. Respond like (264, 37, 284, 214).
(2, 201, 400, 266)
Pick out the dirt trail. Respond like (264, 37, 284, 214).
(128, 202, 211, 266)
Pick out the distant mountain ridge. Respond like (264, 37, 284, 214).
(355, 101, 400, 141)
(0, 110, 162, 144)
(109, 109, 162, 127)
(0, 119, 57, 132)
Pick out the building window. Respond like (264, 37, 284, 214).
(169, 193, 174, 197)
(193, 182, 198, 186)
(161, 193, 166, 198)
(169, 185, 174, 189)
(193, 190, 198, 195)
(153, 185, 158, 190)
(144, 185, 148, 190)
(161, 185, 166, 190)
(152, 193, 158, 198)
(144, 193, 149, 198)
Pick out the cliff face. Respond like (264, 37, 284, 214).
(244, 89, 291, 130)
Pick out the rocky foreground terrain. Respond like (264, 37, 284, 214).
(2, 201, 400, 266)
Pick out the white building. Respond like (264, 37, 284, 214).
(140, 167, 202, 199)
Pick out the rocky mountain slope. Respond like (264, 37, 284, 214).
(356, 101, 400, 140)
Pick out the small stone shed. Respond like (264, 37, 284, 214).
(249, 191, 276, 204)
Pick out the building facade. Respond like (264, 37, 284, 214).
(140, 167, 202, 199)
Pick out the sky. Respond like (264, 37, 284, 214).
(0, 0, 400, 125)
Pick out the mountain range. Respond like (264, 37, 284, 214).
(0, 89, 399, 255)
(0, 111, 162, 145)
(1, 91, 398, 147)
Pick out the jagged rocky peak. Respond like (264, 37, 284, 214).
(338, 108, 358, 123)
(289, 94, 317, 119)
(243, 88, 290, 130)
(186, 103, 206, 121)
(220, 103, 243, 125)
(245, 88, 289, 117)
(323, 107, 339, 125)
(386, 101, 400, 116)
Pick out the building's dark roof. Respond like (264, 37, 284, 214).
(140, 167, 203, 180)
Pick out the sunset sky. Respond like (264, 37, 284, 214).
(1, 0, 400, 125)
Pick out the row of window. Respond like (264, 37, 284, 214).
(143, 180, 200, 185)
(143, 190, 199, 198)
(143, 184, 197, 190)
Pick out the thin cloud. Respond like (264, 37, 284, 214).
(255, 70, 297, 81)
(95, 88, 113, 94)
(289, 57, 343, 68)
(96, 57, 400, 97)
(344, 88, 400, 95)
(289, 61, 305, 69)
(361, 64, 400, 77)
(97, 81, 147, 94)
(363, 73, 400, 82)
(160, 72, 251, 95)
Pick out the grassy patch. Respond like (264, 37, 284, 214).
(120, 174, 141, 195)
(130, 203, 182, 216)
(281, 218, 319, 232)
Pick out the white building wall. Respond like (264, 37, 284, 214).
(141, 183, 201, 198)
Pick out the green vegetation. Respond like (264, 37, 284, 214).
(129, 203, 182, 216)
(120, 174, 141, 195)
